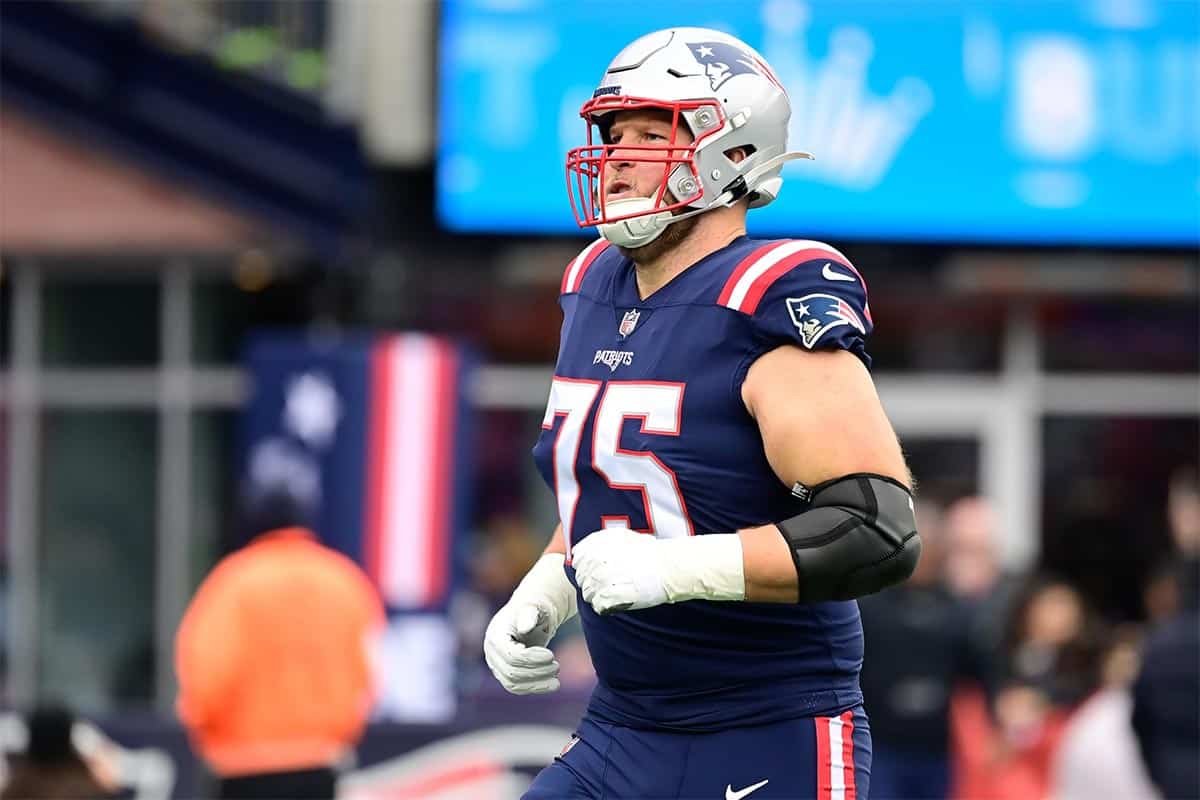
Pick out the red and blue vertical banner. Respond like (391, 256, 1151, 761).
(364, 335, 464, 610)
(239, 332, 474, 612)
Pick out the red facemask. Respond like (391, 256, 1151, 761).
(565, 96, 726, 229)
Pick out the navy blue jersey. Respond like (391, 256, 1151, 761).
(532, 235, 874, 731)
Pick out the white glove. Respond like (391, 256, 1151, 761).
(483, 553, 577, 694)
(571, 528, 746, 615)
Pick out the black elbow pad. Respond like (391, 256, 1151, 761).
(776, 474, 921, 603)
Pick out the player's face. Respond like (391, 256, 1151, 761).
(603, 109, 695, 205)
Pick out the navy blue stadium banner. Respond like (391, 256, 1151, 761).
(239, 332, 475, 612)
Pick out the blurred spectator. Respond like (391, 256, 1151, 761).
(0, 706, 116, 800)
(859, 500, 979, 800)
(1131, 467, 1200, 800)
(943, 496, 1003, 600)
(1132, 605, 1199, 800)
(1052, 627, 1158, 800)
(471, 513, 546, 610)
(1166, 466, 1200, 562)
(951, 577, 1101, 800)
(1142, 563, 1183, 626)
(1148, 464, 1200, 617)
(175, 486, 385, 799)
(1002, 577, 1105, 707)
(950, 680, 1070, 800)
(941, 495, 1022, 697)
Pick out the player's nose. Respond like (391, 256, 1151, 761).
(605, 145, 636, 170)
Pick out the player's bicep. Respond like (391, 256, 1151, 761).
(742, 345, 909, 490)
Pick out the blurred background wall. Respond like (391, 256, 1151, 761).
(0, 0, 1196, 797)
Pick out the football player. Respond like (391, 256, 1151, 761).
(485, 27, 920, 799)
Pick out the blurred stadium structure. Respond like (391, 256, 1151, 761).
(0, 0, 1196, 797)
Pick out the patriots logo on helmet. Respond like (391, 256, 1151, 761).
(786, 293, 866, 349)
(688, 41, 760, 90)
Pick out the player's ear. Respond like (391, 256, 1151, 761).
(724, 146, 749, 164)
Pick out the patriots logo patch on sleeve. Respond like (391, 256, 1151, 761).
(786, 294, 866, 349)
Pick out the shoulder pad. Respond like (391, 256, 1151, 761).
(717, 239, 873, 361)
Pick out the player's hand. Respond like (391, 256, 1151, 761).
(483, 601, 561, 694)
(572, 528, 670, 614)
(482, 552, 577, 695)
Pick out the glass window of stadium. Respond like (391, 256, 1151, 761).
(190, 411, 236, 590)
(41, 273, 159, 366)
(0, 265, 10, 367)
(38, 410, 157, 710)
(0, 261, 7, 693)
(2, 264, 16, 698)
(1041, 298, 1199, 373)
(867, 293, 1004, 373)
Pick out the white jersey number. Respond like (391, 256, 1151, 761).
(542, 378, 692, 557)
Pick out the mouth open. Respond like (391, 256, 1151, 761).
(605, 180, 634, 201)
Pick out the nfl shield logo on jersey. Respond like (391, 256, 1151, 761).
(618, 309, 641, 337)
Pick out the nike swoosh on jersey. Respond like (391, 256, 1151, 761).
(726, 778, 770, 800)
(822, 262, 857, 282)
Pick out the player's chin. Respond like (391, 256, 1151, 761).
(619, 211, 699, 262)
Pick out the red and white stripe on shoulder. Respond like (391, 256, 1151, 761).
(717, 239, 865, 315)
(561, 237, 611, 295)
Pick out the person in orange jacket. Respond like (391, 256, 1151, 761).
(175, 488, 386, 799)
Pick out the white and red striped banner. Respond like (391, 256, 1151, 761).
(364, 334, 461, 609)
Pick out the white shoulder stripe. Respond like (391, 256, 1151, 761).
(723, 241, 811, 310)
(790, 239, 851, 264)
(722, 239, 850, 311)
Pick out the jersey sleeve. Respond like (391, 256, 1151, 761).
(718, 240, 873, 366)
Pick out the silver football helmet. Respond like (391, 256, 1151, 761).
(566, 27, 811, 248)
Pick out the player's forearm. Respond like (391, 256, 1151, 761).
(576, 471, 920, 614)
(738, 525, 802, 602)
(661, 473, 920, 606)
(662, 505, 914, 605)
(574, 528, 795, 610)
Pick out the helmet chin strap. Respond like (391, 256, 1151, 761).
(596, 197, 674, 248)
(597, 151, 814, 249)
